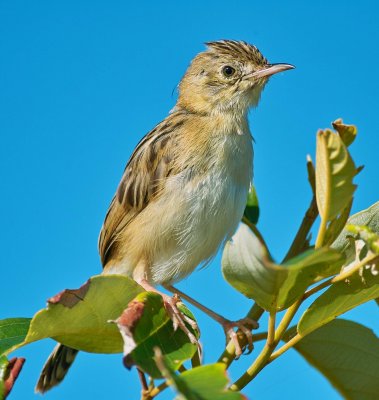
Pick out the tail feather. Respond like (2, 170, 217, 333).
(35, 344, 78, 393)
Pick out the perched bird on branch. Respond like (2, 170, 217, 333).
(36, 39, 293, 393)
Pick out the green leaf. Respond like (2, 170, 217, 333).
(3, 277, 198, 381)
(346, 225, 379, 254)
(323, 199, 353, 246)
(0, 319, 31, 356)
(332, 202, 379, 263)
(315, 128, 357, 223)
(175, 364, 245, 400)
(287, 319, 379, 400)
(115, 292, 198, 379)
(332, 118, 357, 147)
(5, 275, 144, 355)
(243, 185, 259, 225)
(222, 223, 344, 311)
(335, 202, 379, 242)
(298, 260, 379, 336)
(154, 351, 245, 400)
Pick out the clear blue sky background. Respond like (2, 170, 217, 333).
(1, 1, 378, 399)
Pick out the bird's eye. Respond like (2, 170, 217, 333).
(222, 65, 236, 77)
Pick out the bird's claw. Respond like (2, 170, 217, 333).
(162, 294, 200, 345)
(222, 317, 259, 357)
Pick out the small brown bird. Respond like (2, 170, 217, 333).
(36, 40, 293, 393)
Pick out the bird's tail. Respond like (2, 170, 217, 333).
(35, 344, 78, 393)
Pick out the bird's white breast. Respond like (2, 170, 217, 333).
(150, 130, 253, 284)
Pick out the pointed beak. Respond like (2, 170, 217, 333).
(246, 63, 295, 80)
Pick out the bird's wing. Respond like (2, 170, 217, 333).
(98, 113, 186, 266)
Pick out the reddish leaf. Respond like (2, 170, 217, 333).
(2, 357, 25, 398)
(47, 280, 91, 308)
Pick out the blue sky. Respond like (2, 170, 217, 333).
(1, 1, 378, 399)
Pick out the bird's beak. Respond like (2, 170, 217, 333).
(246, 63, 295, 80)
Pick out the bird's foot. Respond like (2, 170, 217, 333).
(220, 317, 259, 357)
(136, 279, 200, 346)
(161, 293, 199, 344)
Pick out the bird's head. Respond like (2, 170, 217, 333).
(177, 40, 294, 116)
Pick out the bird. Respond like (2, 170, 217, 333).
(36, 40, 294, 393)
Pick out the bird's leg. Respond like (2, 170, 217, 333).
(163, 285, 258, 357)
(137, 278, 199, 345)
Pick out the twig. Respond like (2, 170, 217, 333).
(229, 313, 276, 391)
(178, 365, 187, 373)
(270, 333, 302, 362)
(273, 300, 301, 344)
(230, 300, 302, 391)
(266, 312, 276, 346)
(148, 381, 169, 399)
(303, 279, 332, 300)
(137, 369, 150, 400)
(283, 196, 318, 262)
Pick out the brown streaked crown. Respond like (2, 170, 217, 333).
(205, 40, 268, 66)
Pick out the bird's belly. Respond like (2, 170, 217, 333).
(149, 167, 250, 284)
(104, 132, 253, 285)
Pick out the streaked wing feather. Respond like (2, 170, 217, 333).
(98, 113, 185, 266)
